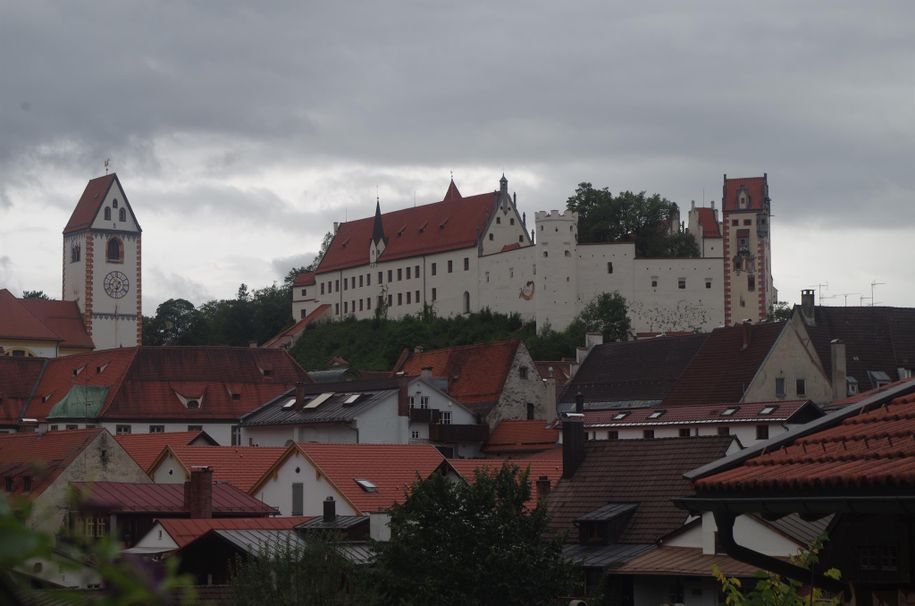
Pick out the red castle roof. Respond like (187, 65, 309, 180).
(695, 207, 721, 238)
(722, 175, 768, 212)
(0, 289, 61, 343)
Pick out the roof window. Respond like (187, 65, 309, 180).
(72, 365, 85, 377)
(303, 392, 335, 409)
(355, 479, 377, 492)
(281, 397, 297, 410)
(612, 412, 629, 420)
(759, 405, 778, 415)
(647, 410, 665, 419)
(343, 394, 361, 405)
(720, 407, 739, 417)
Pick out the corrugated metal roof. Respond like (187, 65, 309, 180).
(242, 386, 397, 427)
(297, 515, 367, 530)
(71, 481, 277, 515)
(616, 546, 767, 577)
(561, 543, 653, 568)
(213, 529, 307, 558)
(577, 502, 638, 522)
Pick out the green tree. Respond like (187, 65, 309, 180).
(146, 298, 206, 345)
(373, 465, 572, 606)
(574, 292, 631, 342)
(21, 290, 49, 299)
(304, 231, 334, 272)
(566, 183, 698, 257)
(767, 301, 793, 322)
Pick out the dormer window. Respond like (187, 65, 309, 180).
(720, 407, 739, 416)
(737, 187, 750, 209)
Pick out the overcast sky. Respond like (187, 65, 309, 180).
(1, 1, 912, 315)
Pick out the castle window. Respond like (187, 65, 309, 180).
(496, 217, 501, 224)
(343, 279, 347, 291)
(344, 301, 348, 313)
(106, 237, 124, 263)
(388, 270, 393, 282)
(398, 293, 402, 306)
(359, 275, 364, 288)
(510, 218, 515, 225)
(71, 243, 81, 263)
(335, 280, 339, 292)
(489, 233, 494, 241)
(607, 262, 613, 274)
(321, 283, 325, 295)
(518, 235, 523, 242)
(448, 260, 453, 273)
(104, 207, 111, 220)
(431, 263, 437, 276)
(335, 303, 339, 315)
(300, 309, 306, 319)
(359, 299, 364, 311)
(743, 219, 752, 226)
(748, 274, 756, 291)
(415, 290, 419, 302)
(464, 257, 469, 271)
(463, 291, 470, 313)
(377, 295, 384, 309)
(406, 267, 411, 280)
(705, 278, 712, 289)
(378, 271, 383, 283)
(651, 277, 658, 288)
(119, 208, 126, 222)
(543, 251, 548, 258)
(415, 265, 419, 276)
(387, 294, 392, 307)
(431, 288, 437, 301)
(367, 273, 371, 286)
(112, 199, 118, 208)
(731, 219, 739, 226)
(351, 276, 356, 289)
(678, 278, 686, 289)
(398, 268, 403, 281)
(301, 288, 307, 296)
(406, 291, 411, 304)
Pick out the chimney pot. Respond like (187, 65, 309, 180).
(830, 339, 847, 401)
(801, 290, 816, 325)
(323, 496, 336, 522)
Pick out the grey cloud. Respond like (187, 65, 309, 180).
(271, 254, 317, 280)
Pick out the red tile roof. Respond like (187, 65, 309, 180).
(695, 207, 721, 238)
(18, 298, 93, 350)
(534, 361, 572, 388)
(153, 445, 288, 492)
(722, 175, 768, 212)
(0, 357, 46, 426)
(0, 428, 105, 496)
(0, 289, 61, 343)
(448, 447, 562, 508)
(316, 183, 499, 274)
(661, 322, 786, 407)
(266, 443, 446, 514)
(393, 340, 521, 414)
(547, 436, 733, 544)
(262, 304, 332, 349)
(71, 481, 277, 515)
(292, 272, 316, 287)
(695, 391, 915, 492)
(115, 431, 216, 473)
(63, 174, 117, 234)
(482, 420, 559, 455)
(157, 516, 312, 548)
(582, 400, 819, 428)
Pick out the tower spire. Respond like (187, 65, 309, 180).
(372, 196, 386, 245)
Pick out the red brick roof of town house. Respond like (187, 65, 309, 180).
(151, 445, 289, 493)
(534, 361, 572, 389)
(661, 322, 786, 408)
(262, 303, 332, 349)
(292, 271, 316, 287)
(823, 376, 915, 412)
(71, 481, 277, 516)
(722, 175, 768, 212)
(0, 357, 47, 426)
(115, 431, 217, 473)
(560, 334, 708, 407)
(17, 298, 94, 350)
(482, 420, 560, 455)
(62, 174, 120, 234)
(694, 390, 915, 493)
(0, 289, 62, 343)
(253, 443, 446, 514)
(0, 428, 105, 496)
(157, 516, 313, 548)
(392, 340, 521, 415)
(695, 207, 721, 238)
(316, 181, 501, 274)
(801, 306, 915, 392)
(547, 436, 734, 544)
(447, 446, 562, 508)
(581, 400, 821, 429)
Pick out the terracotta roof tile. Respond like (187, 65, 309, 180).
(316, 184, 499, 274)
(448, 446, 562, 509)
(292, 443, 445, 514)
(292, 272, 316, 287)
(17, 298, 94, 350)
(662, 323, 785, 407)
(722, 175, 768, 212)
(0, 428, 105, 496)
(72, 481, 276, 515)
(548, 436, 733, 544)
(63, 174, 117, 234)
(0, 289, 61, 343)
(158, 516, 312, 548)
(695, 207, 721, 238)
(482, 420, 559, 455)
(262, 304, 332, 349)
(155, 445, 288, 492)
(115, 431, 215, 473)
(696, 391, 915, 492)
(393, 340, 521, 414)
(0, 357, 46, 426)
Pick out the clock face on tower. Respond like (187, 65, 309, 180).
(104, 271, 130, 299)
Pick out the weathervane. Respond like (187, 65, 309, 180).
(104, 158, 110, 174)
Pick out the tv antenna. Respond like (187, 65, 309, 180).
(815, 282, 829, 300)
(835, 292, 860, 306)
(870, 281, 886, 307)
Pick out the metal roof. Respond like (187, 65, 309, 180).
(577, 502, 639, 523)
(561, 543, 653, 569)
(242, 387, 397, 427)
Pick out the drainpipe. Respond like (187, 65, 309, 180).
(713, 511, 848, 596)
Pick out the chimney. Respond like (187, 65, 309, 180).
(536, 475, 551, 500)
(585, 332, 604, 350)
(333, 221, 339, 234)
(323, 496, 336, 523)
(740, 320, 751, 351)
(420, 366, 433, 381)
(295, 382, 306, 407)
(801, 290, 816, 325)
(562, 394, 586, 479)
(830, 339, 847, 401)
(185, 466, 213, 519)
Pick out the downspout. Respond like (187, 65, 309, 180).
(713, 511, 848, 597)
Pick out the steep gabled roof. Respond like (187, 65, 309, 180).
(547, 436, 733, 544)
(0, 357, 46, 426)
(292, 272, 316, 287)
(561, 334, 708, 406)
(695, 207, 721, 238)
(722, 175, 768, 212)
(262, 304, 332, 349)
(392, 340, 521, 415)
(0, 428, 105, 496)
(63, 174, 117, 234)
(157, 516, 312, 548)
(71, 481, 276, 515)
(0, 289, 61, 343)
(17, 298, 93, 350)
(482, 420, 559, 455)
(151, 445, 288, 492)
(316, 183, 498, 274)
(662, 323, 786, 407)
(115, 431, 217, 473)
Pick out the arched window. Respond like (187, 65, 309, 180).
(112, 199, 119, 208)
(118, 208, 126, 222)
(106, 237, 123, 263)
(104, 207, 111, 220)
(462, 291, 470, 314)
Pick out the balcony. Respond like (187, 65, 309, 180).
(408, 408, 439, 424)
(428, 423, 489, 444)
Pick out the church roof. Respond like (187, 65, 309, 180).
(63, 174, 117, 234)
(316, 181, 499, 274)
(17, 298, 94, 350)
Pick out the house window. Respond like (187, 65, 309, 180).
(720, 407, 738, 417)
(775, 377, 786, 398)
(321, 283, 325, 295)
(387, 270, 393, 282)
(756, 425, 769, 440)
(301, 288, 307, 297)
(463, 291, 470, 313)
(411, 430, 420, 439)
(149, 425, 164, 433)
(397, 268, 402, 281)
(351, 277, 356, 289)
(106, 237, 124, 263)
(518, 235, 523, 242)
(119, 208, 126, 222)
(731, 219, 739, 226)
(543, 251, 548, 258)
(607, 262, 613, 274)
(366, 297, 371, 310)
(643, 430, 655, 439)
(387, 294, 392, 307)
(344, 301, 348, 313)
(607, 431, 619, 440)
(415, 265, 419, 276)
(439, 411, 452, 425)
(651, 277, 658, 288)
(343, 279, 348, 291)
(359, 275, 364, 287)
(367, 273, 371, 286)
(448, 260, 453, 273)
(489, 233, 494, 241)
(377, 295, 384, 309)
(718, 426, 730, 436)
(406, 267, 411, 280)
(420, 396, 430, 409)
(335, 303, 339, 315)
(705, 278, 712, 289)
(116, 425, 131, 435)
(406, 291, 411, 304)
(398, 293, 403, 305)
(431, 288, 437, 301)
(743, 219, 752, 226)
(378, 271, 383, 284)
(231, 425, 242, 446)
(71, 243, 81, 263)
(187, 425, 203, 432)
(679, 428, 691, 438)
(49, 425, 59, 431)
(678, 278, 686, 289)
(431, 263, 437, 276)
(112, 199, 118, 208)
(463, 257, 469, 271)
(519, 366, 529, 380)
(496, 217, 501, 224)
(415, 290, 420, 302)
(796, 379, 806, 397)
(359, 299, 364, 311)
(292, 483, 304, 516)
(104, 207, 111, 221)
(527, 403, 535, 420)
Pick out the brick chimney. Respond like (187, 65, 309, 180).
(562, 394, 585, 479)
(295, 382, 307, 407)
(323, 496, 336, 523)
(830, 339, 847, 401)
(184, 466, 213, 519)
(801, 290, 816, 325)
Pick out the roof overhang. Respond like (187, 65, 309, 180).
(675, 495, 915, 518)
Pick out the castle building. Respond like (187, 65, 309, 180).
(288, 174, 774, 338)
(62, 173, 142, 349)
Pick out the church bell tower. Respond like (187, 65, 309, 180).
(62, 173, 142, 349)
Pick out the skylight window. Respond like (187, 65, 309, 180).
(354, 479, 377, 492)
(612, 412, 629, 420)
(281, 397, 296, 410)
(720, 407, 739, 417)
(343, 394, 361, 405)
(759, 405, 778, 416)
(304, 392, 335, 409)
(647, 410, 665, 419)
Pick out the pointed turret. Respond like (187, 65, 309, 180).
(371, 197, 386, 246)
(443, 178, 462, 203)
(499, 173, 508, 194)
